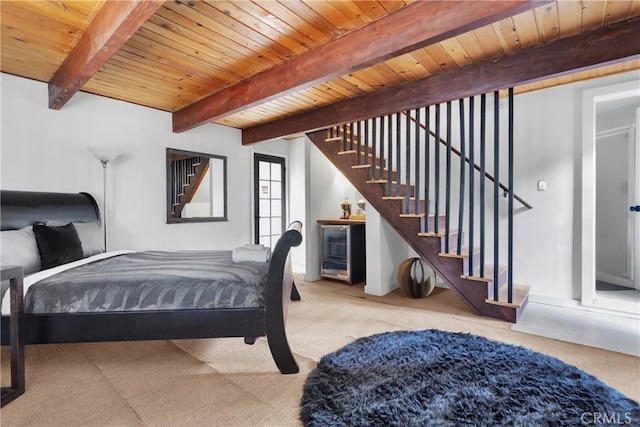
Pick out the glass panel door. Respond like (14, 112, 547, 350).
(254, 154, 286, 249)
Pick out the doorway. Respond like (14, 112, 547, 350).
(253, 153, 286, 249)
(595, 126, 637, 291)
(582, 80, 640, 313)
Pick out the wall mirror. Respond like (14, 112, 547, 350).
(166, 148, 227, 223)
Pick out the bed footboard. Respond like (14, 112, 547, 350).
(265, 221, 303, 374)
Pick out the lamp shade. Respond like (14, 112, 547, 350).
(87, 147, 121, 163)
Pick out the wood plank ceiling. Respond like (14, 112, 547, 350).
(2, 0, 639, 141)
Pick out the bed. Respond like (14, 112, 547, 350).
(0, 190, 303, 375)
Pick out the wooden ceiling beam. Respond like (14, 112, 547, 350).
(242, 15, 640, 145)
(172, 0, 549, 133)
(48, 0, 164, 110)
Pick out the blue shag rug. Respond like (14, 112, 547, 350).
(300, 329, 640, 426)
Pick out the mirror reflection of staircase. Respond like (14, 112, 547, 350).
(308, 88, 534, 322)
(169, 154, 209, 218)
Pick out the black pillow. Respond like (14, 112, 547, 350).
(33, 223, 84, 270)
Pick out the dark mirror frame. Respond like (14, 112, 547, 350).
(166, 148, 228, 224)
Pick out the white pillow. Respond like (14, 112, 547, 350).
(73, 221, 104, 257)
(0, 226, 42, 274)
(46, 220, 105, 257)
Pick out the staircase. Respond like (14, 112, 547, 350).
(307, 89, 531, 323)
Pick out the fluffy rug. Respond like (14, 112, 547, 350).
(300, 329, 639, 426)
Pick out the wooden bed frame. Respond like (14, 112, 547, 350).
(0, 190, 303, 374)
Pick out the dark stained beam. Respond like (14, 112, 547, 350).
(173, 0, 550, 133)
(48, 0, 164, 110)
(242, 16, 640, 145)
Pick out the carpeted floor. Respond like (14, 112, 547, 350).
(1, 277, 639, 426)
(300, 329, 640, 426)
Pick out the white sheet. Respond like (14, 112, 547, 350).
(1, 250, 134, 316)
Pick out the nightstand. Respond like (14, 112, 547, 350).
(1, 266, 25, 407)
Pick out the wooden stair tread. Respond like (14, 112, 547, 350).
(399, 213, 424, 218)
(418, 228, 461, 237)
(439, 246, 478, 259)
(381, 196, 424, 200)
(485, 284, 530, 308)
(338, 150, 357, 155)
(325, 136, 342, 142)
(367, 179, 387, 184)
(352, 164, 371, 169)
(461, 264, 508, 282)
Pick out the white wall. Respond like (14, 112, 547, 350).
(283, 136, 307, 273)
(364, 207, 412, 296)
(0, 74, 289, 252)
(306, 142, 355, 280)
(512, 70, 639, 300)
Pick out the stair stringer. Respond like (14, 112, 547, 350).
(308, 130, 523, 323)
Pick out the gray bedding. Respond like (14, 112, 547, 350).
(25, 251, 270, 314)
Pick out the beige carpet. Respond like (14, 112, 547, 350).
(2, 277, 639, 426)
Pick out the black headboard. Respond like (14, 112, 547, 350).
(0, 190, 101, 231)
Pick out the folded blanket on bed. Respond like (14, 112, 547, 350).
(232, 245, 271, 262)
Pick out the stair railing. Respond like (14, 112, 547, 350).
(405, 110, 533, 210)
(325, 89, 529, 304)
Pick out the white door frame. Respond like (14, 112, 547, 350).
(582, 80, 640, 313)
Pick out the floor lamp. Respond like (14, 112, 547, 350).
(88, 147, 120, 252)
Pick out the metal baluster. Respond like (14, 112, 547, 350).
(434, 104, 441, 235)
(381, 115, 387, 184)
(493, 91, 500, 301)
(371, 117, 378, 180)
(480, 94, 486, 278)
(508, 87, 514, 304)
(363, 120, 369, 166)
(457, 98, 466, 257)
(342, 124, 347, 151)
(424, 106, 431, 233)
(387, 114, 393, 196)
(445, 102, 452, 253)
(396, 112, 401, 197)
(404, 111, 411, 213)
(349, 122, 354, 151)
(468, 96, 475, 277)
(414, 108, 421, 216)
(356, 121, 362, 165)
